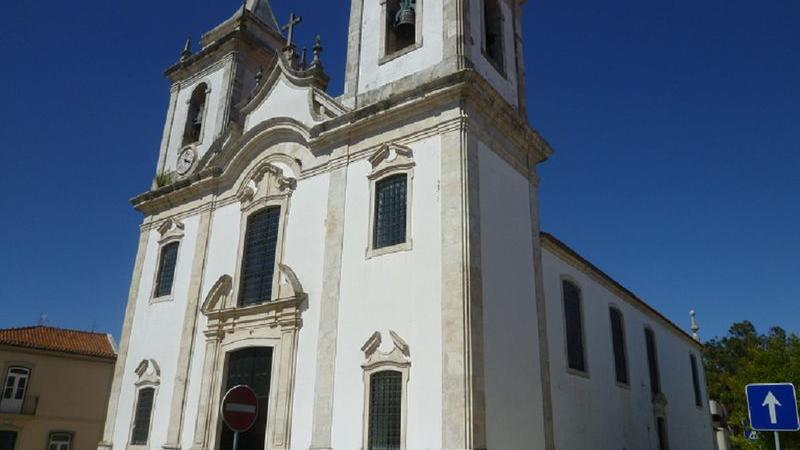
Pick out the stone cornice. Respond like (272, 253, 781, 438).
(540, 232, 703, 350)
(132, 69, 553, 216)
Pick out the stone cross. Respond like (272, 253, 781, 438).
(282, 13, 302, 48)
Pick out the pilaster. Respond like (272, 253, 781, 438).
(97, 227, 151, 450)
(308, 162, 349, 450)
(162, 206, 215, 450)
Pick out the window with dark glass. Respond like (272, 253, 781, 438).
(48, 432, 72, 450)
(690, 354, 703, 407)
(483, 0, 504, 70)
(562, 280, 586, 372)
(385, 0, 417, 55)
(220, 347, 273, 450)
(154, 242, 179, 298)
(656, 417, 669, 450)
(609, 307, 629, 385)
(183, 84, 207, 146)
(130, 387, 155, 445)
(369, 370, 402, 450)
(239, 207, 281, 307)
(374, 174, 408, 250)
(645, 328, 661, 395)
(0, 431, 17, 450)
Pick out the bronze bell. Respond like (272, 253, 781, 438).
(394, 1, 416, 36)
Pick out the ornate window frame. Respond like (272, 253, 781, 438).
(379, 0, 424, 64)
(366, 144, 415, 258)
(231, 161, 297, 308)
(128, 359, 160, 450)
(150, 218, 185, 304)
(560, 275, 589, 378)
(360, 331, 411, 450)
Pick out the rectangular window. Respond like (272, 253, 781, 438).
(0, 431, 16, 450)
(0, 367, 30, 414)
(154, 242, 179, 298)
(562, 280, 586, 373)
(656, 417, 669, 450)
(385, 0, 417, 56)
(239, 207, 281, 306)
(130, 388, 155, 445)
(369, 371, 403, 450)
(48, 432, 72, 450)
(645, 328, 661, 395)
(609, 307, 629, 385)
(374, 174, 408, 249)
(220, 348, 273, 450)
(690, 354, 703, 407)
(483, 0, 504, 71)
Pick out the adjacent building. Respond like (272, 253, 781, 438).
(0, 326, 116, 450)
(98, 1, 716, 449)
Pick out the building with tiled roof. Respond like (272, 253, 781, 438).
(0, 326, 116, 450)
(0, 326, 117, 360)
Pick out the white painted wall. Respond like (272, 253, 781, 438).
(244, 75, 326, 132)
(356, 0, 445, 93)
(477, 142, 545, 449)
(331, 135, 443, 450)
(112, 215, 200, 450)
(467, 0, 520, 108)
(542, 249, 715, 450)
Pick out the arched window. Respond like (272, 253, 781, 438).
(385, 0, 417, 56)
(562, 280, 586, 373)
(609, 306, 629, 385)
(483, 0, 504, 71)
(690, 353, 703, 407)
(239, 207, 282, 306)
(183, 84, 207, 146)
(130, 387, 155, 445)
(154, 242, 179, 298)
(368, 370, 403, 450)
(645, 327, 661, 395)
(373, 174, 408, 249)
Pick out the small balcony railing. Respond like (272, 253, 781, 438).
(0, 395, 39, 416)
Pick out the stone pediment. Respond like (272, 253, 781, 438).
(241, 57, 348, 133)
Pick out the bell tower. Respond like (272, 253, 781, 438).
(153, 0, 285, 187)
(343, 0, 527, 113)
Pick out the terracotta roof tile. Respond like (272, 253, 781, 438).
(0, 326, 117, 360)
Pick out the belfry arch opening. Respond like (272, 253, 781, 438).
(183, 83, 208, 146)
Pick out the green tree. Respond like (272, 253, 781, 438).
(705, 321, 800, 449)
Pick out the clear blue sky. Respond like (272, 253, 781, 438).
(0, 0, 797, 341)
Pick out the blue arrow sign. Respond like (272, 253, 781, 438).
(746, 383, 800, 432)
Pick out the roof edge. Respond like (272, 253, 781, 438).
(540, 232, 703, 349)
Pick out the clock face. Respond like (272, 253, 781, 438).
(176, 148, 196, 175)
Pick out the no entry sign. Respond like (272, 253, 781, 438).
(221, 385, 258, 433)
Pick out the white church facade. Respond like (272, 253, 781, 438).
(98, 1, 716, 449)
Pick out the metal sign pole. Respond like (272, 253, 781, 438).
(773, 431, 780, 450)
(233, 431, 239, 450)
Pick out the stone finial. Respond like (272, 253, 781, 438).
(690, 310, 700, 342)
(180, 36, 193, 61)
(312, 35, 323, 66)
(299, 47, 307, 68)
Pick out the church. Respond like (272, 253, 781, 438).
(98, 1, 716, 449)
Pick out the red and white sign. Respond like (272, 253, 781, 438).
(221, 385, 258, 432)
